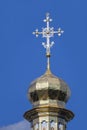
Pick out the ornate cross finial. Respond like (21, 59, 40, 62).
(33, 13, 64, 56)
(33, 13, 64, 70)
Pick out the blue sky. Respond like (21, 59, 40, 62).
(0, 0, 87, 130)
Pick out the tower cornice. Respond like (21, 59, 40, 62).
(24, 106, 74, 122)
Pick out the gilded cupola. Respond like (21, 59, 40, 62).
(27, 13, 70, 109)
(24, 13, 74, 129)
(28, 68, 71, 108)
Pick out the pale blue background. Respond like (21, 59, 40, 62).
(0, 0, 87, 130)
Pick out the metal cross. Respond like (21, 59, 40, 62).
(33, 13, 64, 56)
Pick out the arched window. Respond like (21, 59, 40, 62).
(35, 123, 39, 130)
(50, 121, 55, 130)
(58, 123, 63, 130)
(41, 121, 47, 130)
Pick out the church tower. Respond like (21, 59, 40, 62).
(24, 13, 74, 130)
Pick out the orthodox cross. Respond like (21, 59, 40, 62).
(33, 13, 64, 70)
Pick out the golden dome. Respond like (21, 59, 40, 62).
(27, 69, 71, 108)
